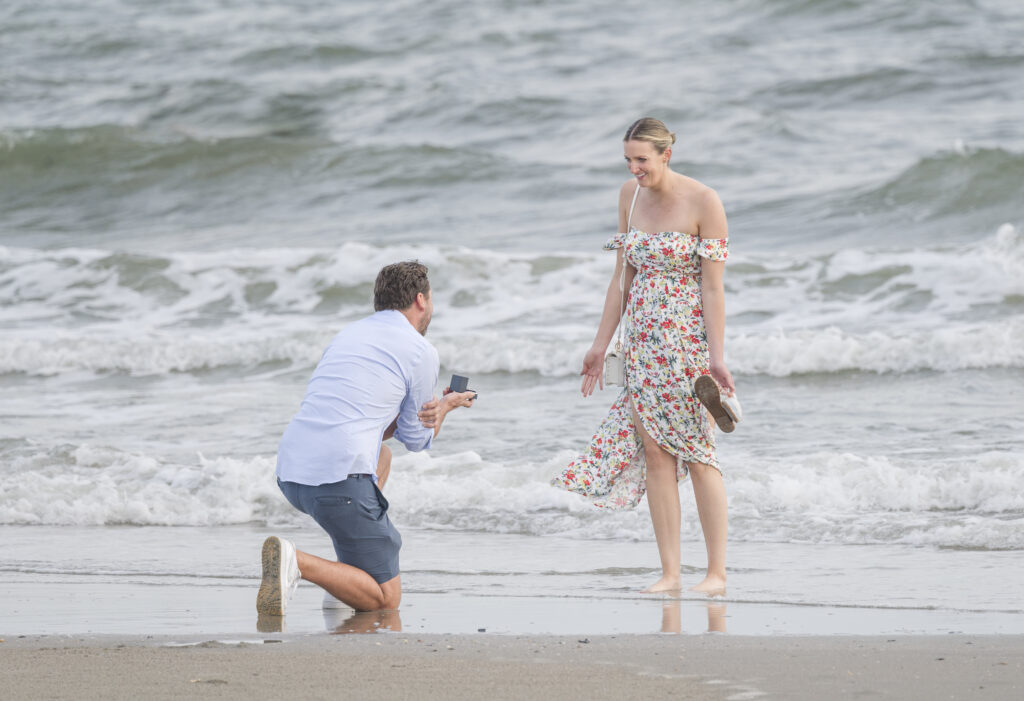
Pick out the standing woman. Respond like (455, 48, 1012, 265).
(553, 117, 735, 595)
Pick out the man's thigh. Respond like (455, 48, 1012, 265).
(309, 479, 402, 584)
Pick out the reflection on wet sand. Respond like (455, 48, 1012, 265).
(259, 600, 722, 636)
(256, 612, 285, 634)
(661, 601, 681, 633)
(659, 600, 727, 634)
(325, 608, 403, 634)
(706, 601, 726, 633)
(257, 607, 402, 635)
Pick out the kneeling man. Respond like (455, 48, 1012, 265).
(258, 261, 475, 614)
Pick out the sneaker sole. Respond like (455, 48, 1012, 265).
(256, 536, 285, 616)
(695, 375, 735, 433)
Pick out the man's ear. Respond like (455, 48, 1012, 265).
(415, 291, 428, 310)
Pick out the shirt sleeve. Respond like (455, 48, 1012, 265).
(394, 343, 439, 452)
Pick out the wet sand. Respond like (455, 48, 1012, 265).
(2, 633, 1022, 700)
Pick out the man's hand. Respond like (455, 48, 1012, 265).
(442, 388, 477, 409)
(418, 389, 476, 432)
(418, 398, 442, 429)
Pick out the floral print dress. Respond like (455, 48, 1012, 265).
(553, 194, 729, 510)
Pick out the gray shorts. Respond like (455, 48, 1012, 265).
(277, 475, 402, 584)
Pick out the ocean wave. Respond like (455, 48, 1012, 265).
(0, 446, 286, 527)
(0, 124, 522, 218)
(0, 242, 606, 325)
(0, 125, 326, 177)
(1, 317, 1021, 378)
(2, 227, 1021, 376)
(0, 332, 327, 376)
(2, 446, 1020, 550)
(725, 321, 1024, 375)
(8, 225, 1021, 324)
(835, 147, 1024, 224)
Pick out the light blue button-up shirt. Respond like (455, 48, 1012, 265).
(276, 309, 438, 486)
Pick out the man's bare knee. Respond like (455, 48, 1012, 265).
(375, 575, 401, 610)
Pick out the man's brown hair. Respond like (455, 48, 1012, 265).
(373, 261, 431, 311)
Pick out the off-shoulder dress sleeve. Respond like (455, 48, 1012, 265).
(603, 231, 628, 251)
(696, 236, 729, 261)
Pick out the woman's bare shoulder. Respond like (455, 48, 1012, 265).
(675, 173, 713, 198)
(697, 183, 723, 209)
(672, 175, 726, 236)
(617, 179, 639, 213)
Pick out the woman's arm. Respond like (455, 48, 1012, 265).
(581, 183, 638, 397)
(698, 188, 735, 394)
(581, 250, 637, 393)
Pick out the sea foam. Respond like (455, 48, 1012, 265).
(2, 225, 1021, 377)
(2, 444, 1020, 550)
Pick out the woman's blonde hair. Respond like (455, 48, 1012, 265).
(623, 117, 676, 153)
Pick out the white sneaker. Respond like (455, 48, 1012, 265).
(322, 589, 348, 610)
(722, 392, 743, 424)
(256, 536, 300, 616)
(695, 375, 742, 433)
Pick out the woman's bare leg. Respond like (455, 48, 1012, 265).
(631, 405, 682, 592)
(376, 444, 392, 490)
(688, 460, 728, 595)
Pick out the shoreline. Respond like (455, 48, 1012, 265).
(8, 582, 1024, 638)
(2, 633, 1022, 700)
(7, 527, 1023, 638)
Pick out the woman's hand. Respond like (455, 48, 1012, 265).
(580, 347, 605, 397)
(709, 359, 736, 396)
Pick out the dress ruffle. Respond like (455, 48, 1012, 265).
(697, 236, 729, 261)
(603, 231, 629, 251)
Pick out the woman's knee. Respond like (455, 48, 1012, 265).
(646, 453, 678, 477)
(688, 461, 721, 482)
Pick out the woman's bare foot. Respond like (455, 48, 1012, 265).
(690, 575, 726, 597)
(644, 576, 682, 593)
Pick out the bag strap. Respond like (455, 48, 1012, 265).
(626, 182, 640, 230)
(615, 262, 625, 353)
(616, 184, 640, 353)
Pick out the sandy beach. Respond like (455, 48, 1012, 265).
(1, 633, 1021, 700)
